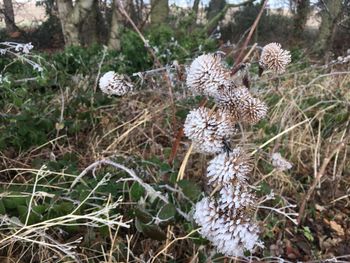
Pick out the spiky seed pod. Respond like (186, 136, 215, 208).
(193, 195, 262, 257)
(259, 43, 291, 74)
(239, 96, 268, 124)
(218, 184, 255, 211)
(183, 107, 236, 154)
(207, 148, 253, 186)
(216, 86, 267, 124)
(186, 54, 230, 97)
(215, 85, 249, 122)
(99, 71, 133, 96)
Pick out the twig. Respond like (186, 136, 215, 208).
(116, 2, 176, 128)
(306, 71, 350, 87)
(251, 118, 310, 156)
(232, 0, 268, 75)
(150, 228, 199, 263)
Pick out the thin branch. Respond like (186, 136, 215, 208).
(232, 0, 268, 75)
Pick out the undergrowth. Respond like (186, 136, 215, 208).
(0, 42, 349, 262)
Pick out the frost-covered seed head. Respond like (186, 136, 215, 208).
(186, 54, 230, 97)
(218, 184, 255, 212)
(216, 86, 267, 124)
(193, 196, 262, 257)
(259, 43, 291, 74)
(183, 107, 236, 154)
(99, 71, 133, 96)
(239, 96, 268, 124)
(207, 148, 253, 186)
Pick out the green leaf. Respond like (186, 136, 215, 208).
(135, 218, 166, 241)
(178, 180, 202, 201)
(134, 207, 153, 224)
(0, 201, 6, 214)
(17, 205, 40, 224)
(3, 197, 27, 209)
(302, 226, 314, 242)
(175, 109, 189, 120)
(32, 204, 48, 215)
(130, 182, 144, 202)
(158, 203, 176, 220)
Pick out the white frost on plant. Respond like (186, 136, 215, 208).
(193, 195, 263, 257)
(183, 107, 236, 154)
(186, 54, 230, 97)
(259, 43, 291, 74)
(216, 86, 267, 124)
(218, 184, 255, 211)
(207, 148, 252, 186)
(99, 71, 133, 96)
(271, 152, 293, 171)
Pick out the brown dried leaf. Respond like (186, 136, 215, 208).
(329, 221, 345, 236)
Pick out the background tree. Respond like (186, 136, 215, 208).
(108, 0, 123, 51)
(2, 0, 16, 33)
(206, 0, 226, 21)
(150, 0, 169, 26)
(56, 0, 97, 46)
(293, 0, 310, 43)
(316, 0, 343, 54)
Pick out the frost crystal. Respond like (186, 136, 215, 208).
(240, 96, 268, 124)
(207, 148, 252, 186)
(193, 194, 262, 257)
(216, 86, 267, 124)
(271, 152, 293, 171)
(259, 43, 291, 74)
(186, 54, 230, 97)
(183, 107, 236, 154)
(99, 71, 133, 96)
(218, 184, 255, 211)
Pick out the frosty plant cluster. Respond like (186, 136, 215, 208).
(184, 43, 291, 256)
(97, 43, 292, 257)
(0, 42, 43, 73)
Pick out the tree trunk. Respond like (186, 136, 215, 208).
(56, 0, 96, 46)
(206, 0, 226, 21)
(316, 0, 342, 54)
(108, 0, 122, 50)
(3, 0, 16, 33)
(192, 0, 200, 15)
(293, 0, 310, 42)
(150, 0, 169, 26)
(80, 0, 99, 46)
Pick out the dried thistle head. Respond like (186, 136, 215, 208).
(193, 192, 262, 257)
(216, 86, 267, 124)
(259, 43, 291, 74)
(207, 148, 253, 186)
(186, 54, 230, 97)
(239, 96, 268, 124)
(215, 85, 248, 122)
(183, 107, 236, 154)
(99, 71, 133, 96)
